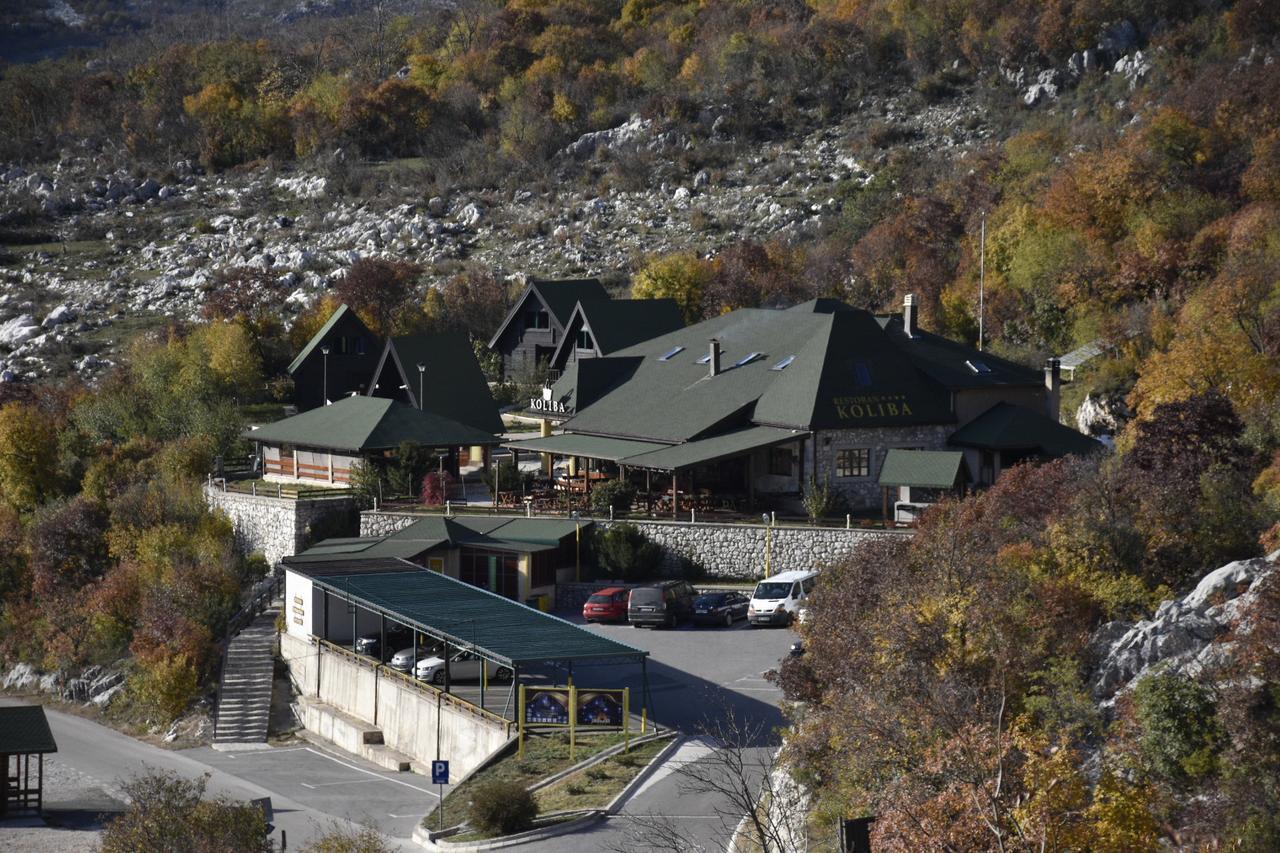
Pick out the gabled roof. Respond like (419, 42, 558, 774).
(549, 297, 685, 366)
(487, 278, 609, 348)
(371, 333, 503, 434)
(288, 304, 371, 375)
(949, 403, 1102, 457)
(242, 395, 499, 453)
(876, 315, 1042, 389)
(0, 705, 57, 754)
(288, 557, 645, 666)
(286, 516, 585, 565)
(878, 449, 968, 488)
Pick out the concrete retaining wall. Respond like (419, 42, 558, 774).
(361, 510, 909, 581)
(281, 632, 510, 778)
(204, 485, 357, 565)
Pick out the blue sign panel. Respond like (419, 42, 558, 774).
(431, 760, 449, 785)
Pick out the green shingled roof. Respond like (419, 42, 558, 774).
(620, 425, 805, 471)
(550, 297, 685, 365)
(531, 278, 609, 327)
(949, 403, 1102, 457)
(288, 304, 366, 375)
(878, 449, 968, 488)
(373, 333, 504, 434)
(0, 705, 58, 754)
(503, 432, 669, 461)
(287, 516, 582, 565)
(243, 396, 499, 453)
(291, 559, 646, 666)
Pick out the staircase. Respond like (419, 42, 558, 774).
(212, 606, 279, 749)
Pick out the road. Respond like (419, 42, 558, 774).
(1, 616, 795, 852)
(0, 697, 427, 851)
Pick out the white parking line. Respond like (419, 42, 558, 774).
(301, 748, 439, 797)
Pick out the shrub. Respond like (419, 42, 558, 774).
(589, 478, 636, 516)
(593, 523, 663, 582)
(101, 771, 270, 853)
(1133, 670, 1225, 787)
(802, 476, 844, 521)
(421, 470, 455, 505)
(566, 780, 588, 795)
(467, 779, 538, 836)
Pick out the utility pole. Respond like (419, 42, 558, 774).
(978, 210, 986, 352)
(321, 345, 330, 404)
(417, 362, 426, 410)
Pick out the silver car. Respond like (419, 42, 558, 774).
(388, 646, 427, 672)
(414, 650, 513, 685)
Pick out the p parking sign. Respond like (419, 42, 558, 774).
(431, 760, 449, 785)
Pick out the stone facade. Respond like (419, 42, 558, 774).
(361, 510, 910, 581)
(812, 424, 954, 509)
(205, 485, 357, 565)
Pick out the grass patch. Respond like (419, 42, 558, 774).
(534, 736, 668, 813)
(422, 732, 646, 832)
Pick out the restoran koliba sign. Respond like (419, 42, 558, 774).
(833, 393, 915, 421)
(529, 396, 571, 415)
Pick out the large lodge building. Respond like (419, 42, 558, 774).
(506, 292, 1099, 515)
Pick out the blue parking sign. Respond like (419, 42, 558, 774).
(431, 760, 449, 785)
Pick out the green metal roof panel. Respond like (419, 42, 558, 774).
(878, 449, 967, 488)
(288, 304, 365, 375)
(242, 396, 499, 453)
(0, 705, 58, 754)
(949, 403, 1103, 457)
(296, 561, 647, 665)
(620, 425, 807, 471)
(482, 518, 581, 544)
(503, 432, 669, 461)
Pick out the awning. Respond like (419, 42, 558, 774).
(502, 432, 669, 461)
(290, 558, 648, 667)
(878, 449, 967, 488)
(620, 425, 808, 471)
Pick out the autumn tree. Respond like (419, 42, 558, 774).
(333, 258, 422, 338)
(631, 252, 715, 323)
(0, 401, 61, 512)
(100, 771, 270, 853)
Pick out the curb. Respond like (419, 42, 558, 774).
(605, 733, 684, 815)
(528, 729, 673, 792)
(413, 809, 603, 851)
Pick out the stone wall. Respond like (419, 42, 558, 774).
(361, 510, 910, 581)
(813, 424, 954, 509)
(205, 485, 358, 565)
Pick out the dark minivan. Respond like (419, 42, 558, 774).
(628, 580, 697, 629)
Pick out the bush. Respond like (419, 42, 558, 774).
(101, 771, 270, 853)
(589, 478, 636, 516)
(1133, 670, 1225, 787)
(593, 523, 663, 582)
(467, 779, 538, 836)
(421, 470, 455, 505)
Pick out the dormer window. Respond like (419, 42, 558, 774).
(527, 309, 550, 330)
(576, 329, 593, 350)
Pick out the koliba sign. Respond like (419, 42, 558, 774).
(833, 393, 914, 421)
(529, 397, 571, 415)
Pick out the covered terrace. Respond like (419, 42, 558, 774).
(283, 557, 651, 721)
(500, 425, 810, 518)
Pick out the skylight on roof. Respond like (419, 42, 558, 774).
(854, 360, 873, 387)
(966, 359, 993, 375)
(659, 346, 685, 361)
(771, 355, 796, 371)
(696, 353, 713, 364)
(733, 352, 763, 368)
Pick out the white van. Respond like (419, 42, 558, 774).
(748, 570, 818, 627)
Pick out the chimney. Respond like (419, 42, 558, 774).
(903, 294, 918, 337)
(1044, 357, 1061, 423)
(709, 338, 722, 377)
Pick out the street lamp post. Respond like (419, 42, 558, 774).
(321, 345, 330, 405)
(417, 362, 425, 410)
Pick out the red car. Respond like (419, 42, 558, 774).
(582, 587, 629, 623)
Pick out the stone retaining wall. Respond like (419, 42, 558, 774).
(205, 485, 358, 565)
(362, 510, 910, 581)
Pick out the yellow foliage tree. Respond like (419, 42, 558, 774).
(631, 251, 714, 323)
(0, 402, 59, 512)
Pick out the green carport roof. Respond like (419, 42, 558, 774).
(878, 449, 967, 488)
(620, 425, 807, 471)
(0, 705, 58, 754)
(949, 403, 1102, 457)
(503, 432, 669, 461)
(243, 396, 500, 453)
(291, 559, 647, 666)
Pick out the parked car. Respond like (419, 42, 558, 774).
(354, 627, 412, 661)
(415, 649, 513, 685)
(582, 587, 630, 623)
(388, 641, 441, 673)
(628, 580, 697, 629)
(692, 591, 750, 627)
(748, 570, 818, 627)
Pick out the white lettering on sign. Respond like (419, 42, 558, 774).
(529, 397, 570, 415)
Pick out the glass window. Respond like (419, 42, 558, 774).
(530, 551, 556, 587)
(576, 329, 593, 350)
(836, 448, 871, 478)
(527, 310, 550, 330)
(769, 447, 792, 476)
(659, 346, 685, 361)
(459, 548, 518, 599)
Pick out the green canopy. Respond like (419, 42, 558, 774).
(878, 449, 968, 488)
(243, 396, 499, 453)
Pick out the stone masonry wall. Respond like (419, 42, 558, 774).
(205, 485, 357, 565)
(814, 424, 954, 509)
(361, 510, 910, 582)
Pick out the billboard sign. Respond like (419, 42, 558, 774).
(524, 688, 571, 726)
(576, 690, 625, 727)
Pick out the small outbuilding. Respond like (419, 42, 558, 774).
(0, 704, 57, 818)
(244, 395, 500, 487)
(877, 449, 970, 523)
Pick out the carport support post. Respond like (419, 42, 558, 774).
(641, 657, 652, 733)
(443, 639, 451, 694)
(379, 614, 385, 662)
